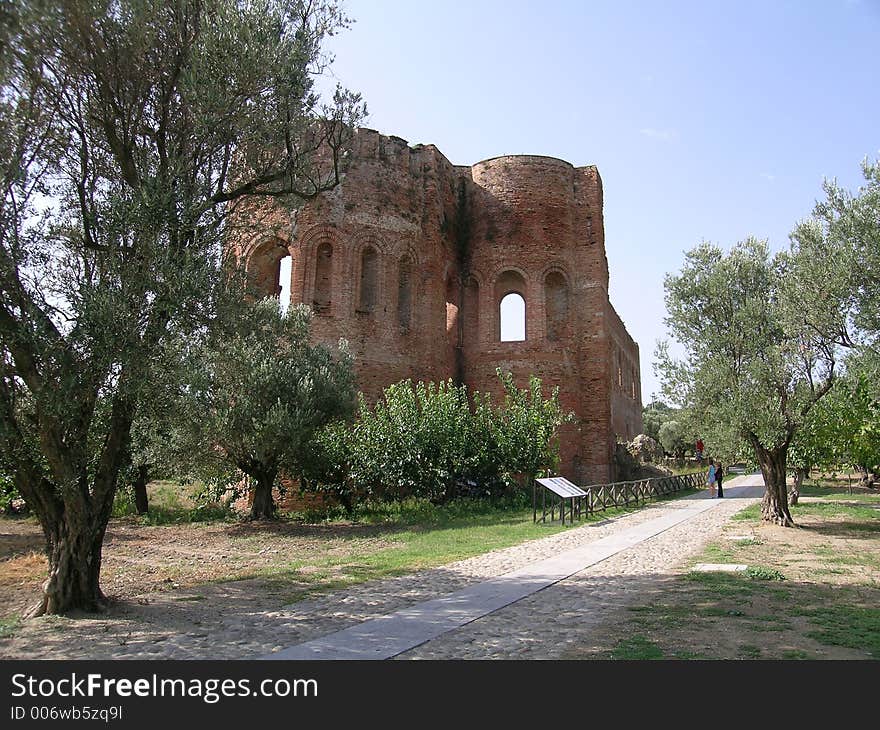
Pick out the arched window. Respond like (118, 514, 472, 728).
(495, 270, 527, 342)
(500, 293, 525, 341)
(358, 246, 378, 312)
(398, 256, 413, 329)
(247, 238, 289, 300)
(544, 271, 569, 341)
(278, 254, 291, 313)
(313, 242, 332, 313)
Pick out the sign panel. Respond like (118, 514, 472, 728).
(535, 476, 587, 498)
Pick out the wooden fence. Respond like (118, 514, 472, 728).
(534, 472, 704, 523)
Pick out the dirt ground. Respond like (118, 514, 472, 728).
(0, 515, 397, 621)
(2, 487, 878, 659)
(564, 491, 880, 660)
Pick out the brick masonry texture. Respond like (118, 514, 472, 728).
(234, 129, 642, 484)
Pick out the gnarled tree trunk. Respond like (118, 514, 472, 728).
(133, 464, 150, 515)
(855, 465, 876, 488)
(16, 470, 120, 617)
(249, 468, 278, 520)
(789, 466, 808, 506)
(33, 518, 109, 616)
(754, 443, 794, 526)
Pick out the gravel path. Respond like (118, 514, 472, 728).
(0, 475, 763, 660)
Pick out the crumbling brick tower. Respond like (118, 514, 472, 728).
(235, 128, 642, 484)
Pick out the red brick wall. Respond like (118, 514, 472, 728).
(233, 129, 642, 484)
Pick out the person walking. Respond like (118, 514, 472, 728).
(695, 437, 705, 464)
(706, 459, 716, 497)
(715, 461, 724, 498)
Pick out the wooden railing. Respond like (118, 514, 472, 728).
(580, 472, 703, 514)
(534, 472, 703, 523)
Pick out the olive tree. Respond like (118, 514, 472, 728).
(657, 238, 841, 526)
(784, 157, 880, 500)
(190, 300, 356, 520)
(791, 352, 880, 493)
(0, 0, 363, 614)
(657, 419, 689, 459)
(789, 157, 880, 352)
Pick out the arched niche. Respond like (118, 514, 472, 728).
(494, 269, 527, 341)
(357, 245, 378, 312)
(544, 270, 570, 342)
(398, 255, 413, 330)
(313, 241, 333, 314)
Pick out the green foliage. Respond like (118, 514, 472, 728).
(641, 400, 677, 442)
(798, 605, 880, 658)
(190, 299, 356, 513)
(792, 350, 880, 478)
(0, 0, 364, 610)
(489, 369, 571, 483)
(789, 157, 880, 349)
(658, 419, 689, 458)
(658, 238, 837, 454)
(0, 616, 22, 639)
(656, 236, 846, 523)
(745, 566, 786, 581)
(111, 480, 236, 524)
(0, 471, 22, 514)
(605, 635, 665, 660)
(304, 370, 572, 507)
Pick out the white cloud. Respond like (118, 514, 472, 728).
(639, 127, 675, 141)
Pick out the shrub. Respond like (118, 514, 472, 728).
(304, 370, 572, 507)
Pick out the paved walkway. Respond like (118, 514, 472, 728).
(264, 473, 765, 660)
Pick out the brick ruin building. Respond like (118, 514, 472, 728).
(235, 128, 642, 484)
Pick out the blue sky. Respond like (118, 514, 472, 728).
(317, 0, 880, 403)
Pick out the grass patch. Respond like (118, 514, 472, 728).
(122, 504, 237, 526)
(626, 603, 693, 630)
(793, 502, 880, 521)
(0, 616, 22, 639)
(732, 504, 762, 521)
(702, 606, 744, 617)
(700, 544, 735, 562)
(799, 484, 880, 501)
(817, 567, 852, 576)
(781, 649, 811, 660)
(113, 480, 236, 525)
(768, 588, 792, 601)
(684, 571, 756, 597)
(795, 605, 880, 658)
(734, 537, 763, 546)
(743, 613, 792, 632)
(247, 500, 591, 602)
(746, 566, 786, 581)
(605, 635, 665, 660)
(813, 547, 880, 569)
(738, 644, 762, 659)
(256, 491, 707, 603)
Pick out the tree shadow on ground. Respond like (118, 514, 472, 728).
(795, 521, 880, 539)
